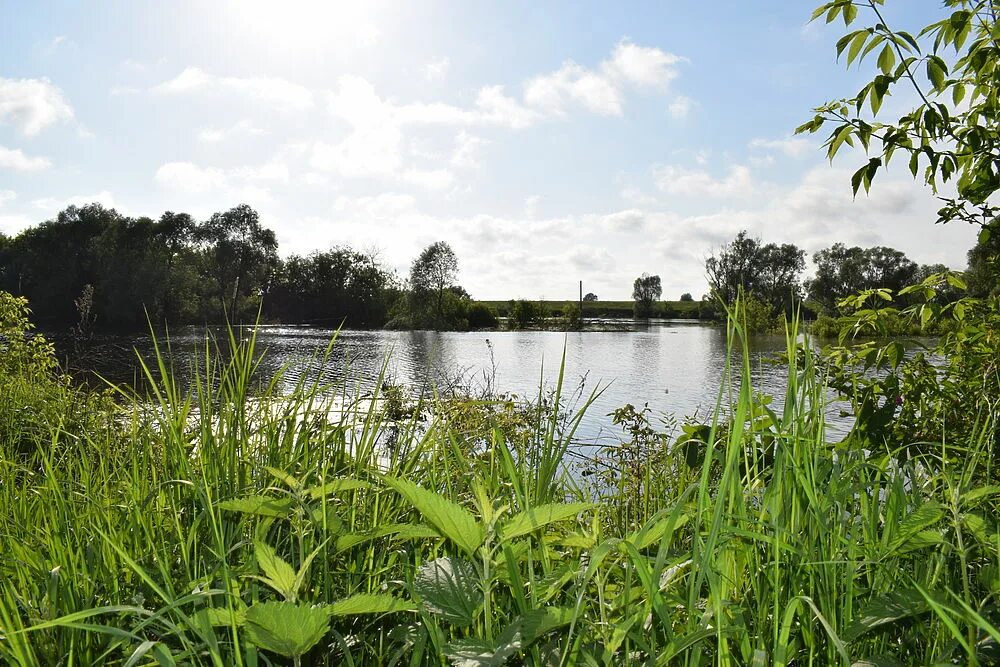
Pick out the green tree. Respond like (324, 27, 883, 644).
(632, 273, 662, 318)
(706, 230, 805, 315)
(196, 204, 278, 322)
(409, 241, 459, 329)
(679, 292, 694, 302)
(806, 243, 918, 312)
(798, 0, 1000, 242)
(583, 292, 599, 302)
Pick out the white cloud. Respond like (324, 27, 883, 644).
(424, 57, 450, 82)
(401, 168, 455, 190)
(668, 95, 694, 119)
(197, 119, 266, 143)
(749, 136, 814, 158)
(526, 61, 624, 116)
(31, 190, 118, 213)
(154, 162, 228, 193)
(154, 160, 287, 202)
(524, 40, 684, 117)
(151, 67, 315, 112)
(0, 77, 74, 136)
(653, 164, 755, 198)
(0, 145, 52, 171)
(450, 131, 486, 168)
(605, 40, 685, 88)
(0, 190, 15, 206)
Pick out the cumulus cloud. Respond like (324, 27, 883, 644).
(749, 136, 815, 158)
(524, 40, 684, 117)
(151, 67, 314, 112)
(0, 145, 52, 171)
(0, 77, 74, 136)
(153, 160, 287, 203)
(653, 164, 755, 198)
(197, 119, 266, 143)
(31, 190, 118, 213)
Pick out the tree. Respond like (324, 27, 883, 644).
(798, 0, 1000, 243)
(632, 273, 662, 318)
(806, 243, 918, 312)
(966, 231, 1000, 298)
(706, 230, 805, 315)
(680, 293, 694, 302)
(409, 241, 459, 329)
(196, 204, 278, 322)
(583, 292, 599, 302)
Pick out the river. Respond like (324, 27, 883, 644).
(54, 319, 853, 446)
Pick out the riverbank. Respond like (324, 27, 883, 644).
(2, 294, 997, 665)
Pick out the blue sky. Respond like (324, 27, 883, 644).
(0, 0, 976, 299)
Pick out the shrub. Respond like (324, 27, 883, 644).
(466, 302, 498, 329)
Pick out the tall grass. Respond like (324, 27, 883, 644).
(0, 303, 997, 665)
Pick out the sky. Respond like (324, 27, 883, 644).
(0, 0, 978, 300)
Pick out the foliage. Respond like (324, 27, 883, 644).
(506, 299, 546, 329)
(466, 302, 499, 330)
(266, 247, 397, 327)
(561, 301, 582, 330)
(798, 0, 1000, 236)
(679, 292, 694, 302)
(631, 273, 662, 318)
(582, 292, 598, 302)
(0, 203, 402, 330)
(806, 242, 922, 312)
(409, 241, 461, 329)
(196, 204, 279, 323)
(2, 299, 999, 665)
(705, 230, 805, 316)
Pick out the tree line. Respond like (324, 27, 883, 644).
(0, 202, 487, 332)
(698, 228, 995, 323)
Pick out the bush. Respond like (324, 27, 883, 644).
(466, 302, 498, 329)
(507, 299, 545, 329)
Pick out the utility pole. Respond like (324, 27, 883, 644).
(579, 280, 583, 326)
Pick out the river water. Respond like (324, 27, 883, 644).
(56, 319, 853, 446)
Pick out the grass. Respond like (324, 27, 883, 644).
(0, 299, 998, 665)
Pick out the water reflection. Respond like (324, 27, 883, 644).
(55, 321, 853, 445)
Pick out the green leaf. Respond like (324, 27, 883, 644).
(877, 43, 895, 74)
(382, 477, 484, 556)
(254, 541, 297, 601)
(304, 478, 371, 499)
(884, 502, 945, 556)
(501, 503, 593, 541)
(244, 601, 330, 658)
(327, 593, 417, 616)
(926, 57, 946, 90)
(203, 606, 246, 627)
(265, 466, 300, 490)
(847, 31, 869, 66)
(335, 523, 442, 553)
(844, 589, 933, 642)
(413, 557, 483, 627)
(218, 495, 294, 518)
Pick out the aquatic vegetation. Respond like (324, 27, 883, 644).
(0, 298, 998, 665)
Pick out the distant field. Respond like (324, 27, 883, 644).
(476, 299, 709, 319)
